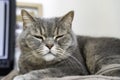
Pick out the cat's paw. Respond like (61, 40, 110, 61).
(13, 75, 25, 80)
(13, 74, 38, 80)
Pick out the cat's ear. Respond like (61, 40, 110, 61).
(21, 9, 36, 30)
(60, 11, 74, 28)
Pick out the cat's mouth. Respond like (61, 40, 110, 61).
(42, 52, 56, 61)
(43, 51, 56, 56)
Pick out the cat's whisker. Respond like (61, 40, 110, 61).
(68, 57, 82, 71)
(23, 54, 33, 61)
(57, 50, 85, 73)
(65, 58, 76, 69)
(66, 54, 86, 73)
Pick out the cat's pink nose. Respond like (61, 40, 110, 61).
(46, 44, 54, 49)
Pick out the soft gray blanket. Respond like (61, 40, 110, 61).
(42, 75, 120, 80)
(1, 75, 120, 80)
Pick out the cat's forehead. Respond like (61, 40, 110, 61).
(34, 17, 60, 36)
(36, 17, 59, 26)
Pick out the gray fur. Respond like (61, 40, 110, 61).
(77, 36, 120, 76)
(14, 10, 120, 80)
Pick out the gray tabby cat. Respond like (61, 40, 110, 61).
(13, 10, 88, 80)
(13, 10, 120, 80)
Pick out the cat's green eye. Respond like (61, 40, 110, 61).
(55, 35, 64, 40)
(34, 35, 44, 40)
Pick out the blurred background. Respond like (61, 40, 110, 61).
(16, 0, 120, 38)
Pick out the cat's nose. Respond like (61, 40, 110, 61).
(46, 44, 54, 49)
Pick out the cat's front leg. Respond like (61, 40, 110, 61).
(13, 68, 64, 80)
(13, 75, 25, 80)
(13, 74, 39, 80)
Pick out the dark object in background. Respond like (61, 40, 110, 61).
(0, 0, 15, 76)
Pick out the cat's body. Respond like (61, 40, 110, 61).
(3, 10, 120, 80)
(15, 35, 120, 80)
(18, 35, 89, 76)
(19, 34, 120, 76)
(77, 36, 120, 76)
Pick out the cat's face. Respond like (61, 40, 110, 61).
(20, 10, 76, 62)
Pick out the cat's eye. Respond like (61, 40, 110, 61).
(55, 35, 64, 40)
(34, 35, 44, 40)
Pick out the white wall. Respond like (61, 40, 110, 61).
(17, 0, 120, 38)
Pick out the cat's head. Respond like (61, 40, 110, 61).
(19, 10, 77, 62)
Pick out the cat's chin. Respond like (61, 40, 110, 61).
(43, 53, 55, 62)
